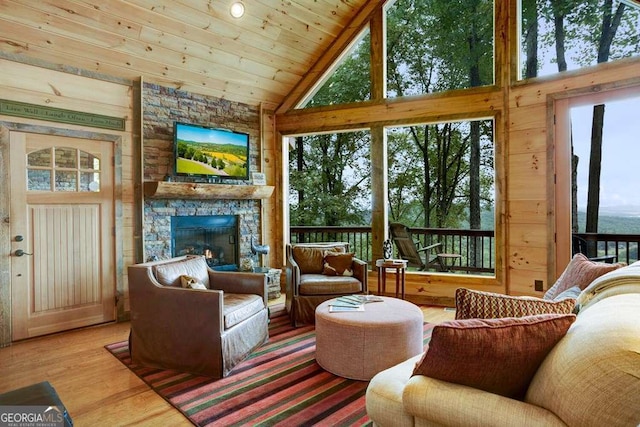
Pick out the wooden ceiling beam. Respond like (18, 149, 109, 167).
(276, 88, 504, 135)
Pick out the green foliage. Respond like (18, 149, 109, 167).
(521, 0, 640, 76)
(176, 141, 246, 177)
(291, 0, 497, 230)
(305, 33, 372, 107)
(289, 131, 371, 226)
(386, 0, 493, 97)
(387, 120, 494, 229)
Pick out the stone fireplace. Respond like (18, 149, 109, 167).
(171, 215, 239, 269)
(141, 81, 268, 270)
(143, 198, 261, 266)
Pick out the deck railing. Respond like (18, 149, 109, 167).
(290, 226, 373, 263)
(289, 228, 640, 273)
(290, 226, 495, 274)
(574, 232, 639, 265)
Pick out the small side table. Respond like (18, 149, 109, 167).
(376, 259, 408, 299)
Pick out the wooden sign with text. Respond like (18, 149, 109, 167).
(0, 99, 125, 131)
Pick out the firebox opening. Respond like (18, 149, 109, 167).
(171, 215, 239, 270)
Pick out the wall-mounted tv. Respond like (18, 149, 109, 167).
(174, 121, 250, 180)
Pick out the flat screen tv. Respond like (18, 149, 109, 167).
(173, 122, 250, 180)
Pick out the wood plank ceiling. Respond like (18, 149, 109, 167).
(0, 0, 369, 107)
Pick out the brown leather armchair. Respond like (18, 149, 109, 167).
(128, 255, 268, 377)
(285, 242, 367, 326)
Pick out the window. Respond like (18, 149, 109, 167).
(520, 0, 640, 80)
(27, 147, 101, 192)
(298, 29, 371, 108)
(289, 131, 371, 226)
(386, 0, 494, 98)
(387, 119, 495, 274)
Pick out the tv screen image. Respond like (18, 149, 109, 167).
(174, 122, 249, 179)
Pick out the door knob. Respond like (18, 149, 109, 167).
(14, 249, 33, 257)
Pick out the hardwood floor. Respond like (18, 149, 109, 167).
(0, 299, 454, 426)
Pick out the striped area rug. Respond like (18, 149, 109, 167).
(106, 305, 433, 426)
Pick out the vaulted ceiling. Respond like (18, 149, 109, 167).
(0, 0, 371, 108)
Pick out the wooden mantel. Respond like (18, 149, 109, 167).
(143, 181, 274, 200)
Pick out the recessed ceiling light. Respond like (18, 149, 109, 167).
(230, 2, 245, 18)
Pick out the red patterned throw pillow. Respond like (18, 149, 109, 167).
(455, 288, 576, 319)
(412, 314, 576, 400)
(543, 253, 624, 300)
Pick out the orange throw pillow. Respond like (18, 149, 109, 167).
(322, 251, 354, 276)
(412, 313, 576, 400)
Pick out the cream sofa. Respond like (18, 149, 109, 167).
(366, 262, 640, 426)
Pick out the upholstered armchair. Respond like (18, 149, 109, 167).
(128, 255, 269, 378)
(285, 242, 367, 326)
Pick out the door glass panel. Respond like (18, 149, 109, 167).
(80, 172, 100, 192)
(80, 151, 100, 170)
(27, 147, 101, 192)
(55, 147, 77, 168)
(27, 170, 52, 191)
(55, 171, 77, 192)
(27, 148, 51, 167)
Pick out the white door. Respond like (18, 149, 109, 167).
(10, 131, 115, 340)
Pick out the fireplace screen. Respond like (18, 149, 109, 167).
(171, 215, 239, 270)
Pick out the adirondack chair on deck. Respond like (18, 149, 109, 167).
(389, 223, 443, 271)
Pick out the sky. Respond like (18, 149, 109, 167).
(533, 0, 640, 213)
(571, 96, 640, 211)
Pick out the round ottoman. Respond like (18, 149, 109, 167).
(315, 296, 424, 381)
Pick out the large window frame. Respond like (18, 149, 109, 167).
(277, 0, 507, 289)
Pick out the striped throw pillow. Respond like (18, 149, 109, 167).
(455, 288, 576, 319)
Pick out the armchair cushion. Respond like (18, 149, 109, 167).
(223, 293, 265, 329)
(292, 244, 346, 274)
(298, 274, 363, 295)
(412, 314, 576, 400)
(455, 288, 576, 319)
(322, 251, 354, 276)
(543, 253, 624, 300)
(153, 256, 210, 288)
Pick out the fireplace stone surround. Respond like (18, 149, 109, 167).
(144, 198, 261, 266)
(141, 81, 267, 270)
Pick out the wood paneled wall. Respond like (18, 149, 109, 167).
(507, 61, 640, 295)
